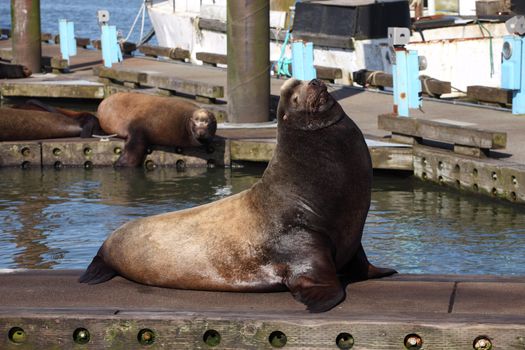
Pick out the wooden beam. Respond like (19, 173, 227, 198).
(293, 32, 354, 50)
(138, 45, 190, 61)
(467, 85, 513, 105)
(196, 52, 227, 66)
(378, 114, 507, 150)
(54, 35, 92, 48)
(353, 70, 451, 97)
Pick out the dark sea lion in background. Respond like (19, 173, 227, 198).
(80, 78, 396, 312)
(0, 62, 31, 79)
(0, 101, 102, 141)
(96, 93, 217, 167)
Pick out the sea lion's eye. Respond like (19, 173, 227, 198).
(292, 95, 298, 105)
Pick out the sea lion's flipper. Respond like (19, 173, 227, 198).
(341, 244, 397, 282)
(76, 113, 104, 138)
(78, 254, 117, 285)
(115, 127, 147, 167)
(283, 238, 345, 312)
(286, 274, 345, 313)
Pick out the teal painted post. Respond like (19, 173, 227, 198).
(292, 41, 316, 80)
(394, 50, 409, 117)
(59, 19, 69, 61)
(101, 24, 122, 67)
(408, 50, 421, 110)
(515, 36, 525, 114)
(67, 21, 76, 57)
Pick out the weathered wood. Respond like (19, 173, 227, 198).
(54, 35, 91, 48)
(315, 65, 343, 81)
(120, 41, 137, 55)
(0, 142, 40, 168)
(198, 18, 227, 32)
(369, 146, 414, 170)
(0, 81, 105, 99)
(40, 32, 53, 42)
(145, 74, 224, 99)
(353, 70, 451, 96)
(467, 85, 513, 105)
(230, 139, 276, 162)
(196, 52, 228, 66)
(413, 144, 525, 203)
(91, 39, 102, 50)
(138, 45, 190, 61)
(94, 66, 148, 85)
(453, 144, 489, 158)
(378, 114, 507, 150)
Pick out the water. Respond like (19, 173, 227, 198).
(0, 166, 524, 275)
(0, 0, 154, 44)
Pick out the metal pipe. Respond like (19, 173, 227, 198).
(11, 0, 41, 74)
(227, 0, 270, 123)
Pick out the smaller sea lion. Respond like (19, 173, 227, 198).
(97, 93, 217, 167)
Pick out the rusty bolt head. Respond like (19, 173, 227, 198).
(473, 336, 492, 350)
(404, 334, 423, 349)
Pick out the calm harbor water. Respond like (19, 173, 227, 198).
(0, 166, 524, 275)
(0, 0, 154, 44)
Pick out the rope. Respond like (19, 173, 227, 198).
(420, 75, 437, 97)
(475, 20, 495, 78)
(365, 70, 383, 87)
(123, 0, 147, 43)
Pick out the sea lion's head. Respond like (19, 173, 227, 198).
(276, 78, 340, 131)
(190, 109, 217, 144)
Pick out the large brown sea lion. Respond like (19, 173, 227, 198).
(0, 101, 102, 141)
(80, 78, 396, 312)
(96, 93, 217, 167)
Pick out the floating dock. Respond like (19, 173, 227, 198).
(1, 270, 524, 349)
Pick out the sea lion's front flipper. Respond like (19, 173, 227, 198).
(283, 239, 345, 313)
(78, 113, 104, 138)
(116, 126, 148, 167)
(341, 244, 397, 282)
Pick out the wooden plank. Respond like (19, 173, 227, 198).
(54, 35, 91, 48)
(0, 142, 41, 168)
(94, 66, 148, 84)
(138, 45, 190, 61)
(467, 85, 513, 105)
(378, 114, 507, 149)
(2, 313, 525, 349)
(196, 52, 228, 66)
(0, 81, 105, 99)
(369, 146, 413, 171)
(315, 65, 343, 81)
(413, 144, 525, 203)
(230, 139, 276, 162)
(145, 74, 224, 99)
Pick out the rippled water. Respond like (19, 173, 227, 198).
(0, 166, 524, 275)
(0, 0, 154, 44)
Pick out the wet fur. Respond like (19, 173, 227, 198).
(97, 93, 217, 167)
(80, 79, 396, 312)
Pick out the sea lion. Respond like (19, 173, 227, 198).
(96, 93, 217, 167)
(0, 102, 102, 141)
(80, 78, 396, 312)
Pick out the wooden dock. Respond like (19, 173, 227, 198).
(1, 42, 525, 204)
(1, 270, 525, 349)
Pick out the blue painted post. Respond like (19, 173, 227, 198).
(501, 35, 525, 114)
(100, 24, 122, 67)
(59, 19, 77, 62)
(67, 21, 76, 57)
(394, 50, 409, 117)
(392, 49, 422, 117)
(408, 50, 422, 110)
(291, 41, 316, 80)
(516, 36, 525, 114)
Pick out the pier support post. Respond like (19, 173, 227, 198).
(227, 0, 270, 123)
(10, 0, 41, 74)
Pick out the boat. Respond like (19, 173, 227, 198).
(145, 0, 524, 94)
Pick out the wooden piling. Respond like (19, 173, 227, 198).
(227, 0, 270, 123)
(10, 0, 41, 74)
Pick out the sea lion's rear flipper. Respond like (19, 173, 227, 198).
(341, 244, 397, 282)
(78, 254, 117, 285)
(77, 113, 104, 138)
(283, 240, 345, 313)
